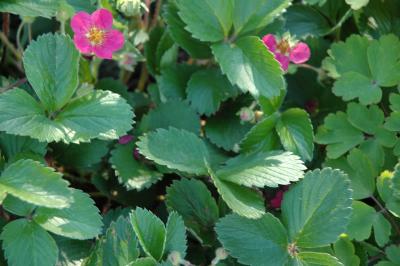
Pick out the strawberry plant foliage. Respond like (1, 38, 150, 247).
(0, 0, 400, 265)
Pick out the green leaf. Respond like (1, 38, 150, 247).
(23, 33, 79, 111)
(216, 213, 289, 266)
(110, 143, 162, 191)
(187, 68, 239, 116)
(165, 212, 187, 258)
(0, 0, 59, 18)
(0, 159, 72, 208)
(54, 236, 92, 266)
(315, 112, 364, 159)
(373, 213, 391, 247)
(368, 34, 400, 87)
(34, 189, 102, 240)
(347, 103, 384, 135)
(102, 216, 139, 266)
(282, 168, 353, 248)
(139, 100, 200, 134)
(217, 151, 305, 188)
(137, 128, 209, 175)
(131, 257, 157, 266)
(210, 170, 265, 219)
(212, 36, 284, 98)
(0, 89, 134, 143)
(233, 0, 291, 36)
(130, 208, 166, 261)
(0, 133, 46, 160)
(334, 235, 360, 266)
(295, 252, 343, 266)
(205, 109, 251, 151)
(1, 219, 58, 266)
(176, 0, 233, 42)
(240, 113, 279, 153)
(163, 1, 211, 58)
(346, 201, 375, 241)
(166, 179, 219, 244)
(3, 195, 35, 216)
(276, 108, 314, 161)
(284, 5, 331, 38)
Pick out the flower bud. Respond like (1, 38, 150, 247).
(215, 248, 228, 260)
(168, 251, 182, 266)
(116, 0, 142, 17)
(238, 107, 255, 122)
(56, 2, 74, 22)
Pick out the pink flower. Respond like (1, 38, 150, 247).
(71, 9, 124, 59)
(269, 186, 289, 209)
(118, 135, 134, 144)
(262, 34, 310, 71)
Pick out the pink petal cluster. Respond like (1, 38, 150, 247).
(118, 135, 134, 144)
(262, 34, 311, 71)
(270, 186, 289, 209)
(71, 9, 124, 59)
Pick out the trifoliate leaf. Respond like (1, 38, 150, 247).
(0, 89, 134, 143)
(110, 143, 162, 191)
(216, 151, 305, 188)
(34, 189, 102, 240)
(137, 127, 209, 175)
(212, 36, 284, 99)
(23, 33, 79, 112)
(175, 0, 233, 42)
(216, 213, 289, 266)
(166, 179, 219, 244)
(276, 108, 314, 161)
(347, 103, 384, 135)
(210, 170, 265, 219)
(233, 0, 291, 36)
(164, 212, 187, 258)
(130, 208, 166, 261)
(187, 68, 239, 116)
(1, 219, 58, 266)
(0, 159, 72, 208)
(346, 201, 375, 241)
(282, 168, 353, 248)
(139, 100, 200, 134)
(315, 112, 364, 159)
(163, 1, 211, 58)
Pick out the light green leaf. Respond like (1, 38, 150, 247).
(210, 170, 265, 219)
(315, 112, 364, 159)
(176, 0, 233, 42)
(0, 89, 134, 143)
(373, 213, 391, 247)
(137, 127, 209, 175)
(295, 252, 343, 266)
(346, 201, 375, 241)
(347, 103, 384, 135)
(217, 151, 305, 188)
(212, 36, 284, 98)
(0, 159, 72, 208)
(23, 33, 79, 111)
(276, 108, 314, 161)
(0, 0, 59, 18)
(130, 208, 166, 261)
(367, 34, 400, 87)
(163, 1, 211, 59)
(34, 189, 102, 240)
(282, 168, 353, 248)
(216, 213, 289, 266)
(3, 195, 35, 216)
(110, 143, 162, 191)
(233, 0, 291, 36)
(1, 219, 58, 266)
(139, 100, 200, 134)
(165, 212, 187, 258)
(345, 0, 369, 10)
(334, 235, 360, 266)
(165, 179, 218, 244)
(187, 68, 239, 116)
(102, 216, 139, 266)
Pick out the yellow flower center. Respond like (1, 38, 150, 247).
(86, 27, 105, 46)
(277, 39, 291, 55)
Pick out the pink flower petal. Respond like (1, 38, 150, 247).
(262, 34, 277, 52)
(71, 12, 92, 34)
(118, 135, 134, 144)
(270, 190, 284, 209)
(274, 52, 290, 71)
(91, 8, 113, 30)
(73, 34, 92, 54)
(93, 30, 125, 59)
(289, 42, 311, 64)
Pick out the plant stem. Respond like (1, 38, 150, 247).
(16, 21, 25, 52)
(371, 195, 400, 237)
(137, 64, 148, 91)
(150, 0, 163, 29)
(0, 32, 22, 60)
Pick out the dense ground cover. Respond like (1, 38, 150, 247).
(0, 0, 400, 265)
